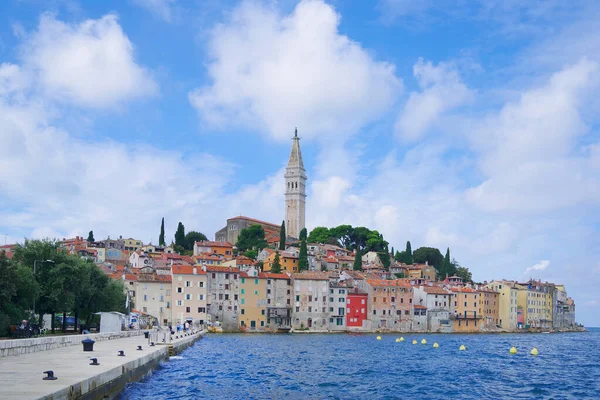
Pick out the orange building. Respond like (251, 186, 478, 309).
(193, 241, 233, 257)
(451, 287, 481, 332)
(478, 288, 500, 329)
(263, 251, 299, 273)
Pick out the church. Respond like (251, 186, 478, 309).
(215, 128, 307, 243)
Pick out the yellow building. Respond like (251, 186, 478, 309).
(450, 287, 481, 332)
(263, 250, 298, 273)
(516, 280, 553, 329)
(123, 238, 143, 251)
(239, 271, 267, 331)
(486, 280, 518, 330)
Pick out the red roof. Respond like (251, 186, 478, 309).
(172, 265, 206, 275)
(195, 241, 233, 248)
(366, 279, 412, 288)
(292, 272, 330, 281)
(422, 286, 450, 295)
(205, 265, 240, 273)
(414, 305, 427, 309)
(240, 272, 266, 279)
(227, 215, 279, 229)
(261, 272, 291, 280)
(108, 273, 137, 281)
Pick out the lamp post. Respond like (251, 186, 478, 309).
(33, 259, 55, 318)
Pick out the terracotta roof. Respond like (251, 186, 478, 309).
(227, 216, 279, 229)
(195, 241, 233, 248)
(195, 253, 223, 261)
(108, 273, 137, 281)
(292, 272, 330, 281)
(366, 279, 412, 288)
(172, 265, 206, 275)
(240, 272, 266, 279)
(205, 265, 240, 273)
(422, 286, 451, 295)
(325, 255, 339, 263)
(261, 272, 291, 280)
(414, 305, 427, 309)
(137, 274, 173, 282)
(450, 287, 478, 293)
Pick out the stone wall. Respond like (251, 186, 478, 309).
(0, 330, 144, 357)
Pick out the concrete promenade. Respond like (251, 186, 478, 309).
(0, 331, 203, 400)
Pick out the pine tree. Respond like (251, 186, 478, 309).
(391, 247, 394, 257)
(87, 230, 94, 243)
(271, 251, 282, 273)
(406, 241, 413, 264)
(353, 249, 362, 271)
(279, 220, 286, 251)
(174, 222, 185, 250)
(159, 217, 165, 246)
(298, 228, 308, 271)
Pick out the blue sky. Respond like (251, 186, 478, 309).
(0, 0, 599, 325)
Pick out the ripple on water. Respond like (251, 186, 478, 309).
(118, 332, 600, 400)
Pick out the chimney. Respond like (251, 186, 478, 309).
(202, 265, 207, 272)
(193, 267, 197, 275)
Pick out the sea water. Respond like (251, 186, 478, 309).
(118, 329, 600, 399)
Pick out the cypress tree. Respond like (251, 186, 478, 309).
(159, 217, 165, 246)
(279, 220, 286, 250)
(391, 247, 394, 257)
(406, 241, 413, 264)
(442, 247, 451, 277)
(174, 222, 185, 249)
(271, 251, 282, 273)
(87, 230, 94, 243)
(298, 228, 308, 271)
(353, 249, 362, 271)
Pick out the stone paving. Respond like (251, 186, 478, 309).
(0, 331, 202, 400)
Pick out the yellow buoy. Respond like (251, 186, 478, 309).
(530, 348, 539, 356)
(376, 336, 382, 340)
(421, 339, 427, 345)
(459, 344, 466, 351)
(433, 342, 439, 348)
(399, 337, 404, 342)
(412, 340, 417, 345)
(395, 338, 400, 342)
(510, 346, 517, 354)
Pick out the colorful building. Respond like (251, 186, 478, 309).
(239, 270, 268, 331)
(193, 241, 233, 257)
(478, 287, 500, 329)
(205, 266, 240, 330)
(486, 280, 518, 330)
(451, 287, 481, 332)
(291, 272, 330, 331)
(263, 272, 292, 330)
(263, 250, 299, 273)
(360, 279, 413, 331)
(328, 282, 348, 331)
(346, 290, 368, 330)
(171, 264, 207, 326)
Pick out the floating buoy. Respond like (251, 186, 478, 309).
(376, 336, 382, 340)
(421, 339, 427, 345)
(459, 345, 466, 351)
(399, 337, 404, 342)
(510, 346, 517, 354)
(395, 338, 401, 342)
(433, 342, 439, 348)
(530, 348, 539, 356)
(412, 340, 417, 345)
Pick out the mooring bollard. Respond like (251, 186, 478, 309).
(81, 338, 95, 352)
(137, 345, 143, 351)
(150, 342, 155, 346)
(43, 371, 57, 380)
(118, 350, 125, 356)
(89, 358, 100, 366)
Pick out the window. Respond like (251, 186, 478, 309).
(241, 278, 245, 284)
(261, 310, 265, 315)
(373, 297, 377, 303)
(308, 307, 312, 312)
(198, 294, 204, 300)
(255, 278, 259, 284)
(361, 299, 365, 305)
(260, 321, 265, 327)
(241, 299, 245, 305)
(373, 310, 376, 315)
(160, 295, 164, 302)
(219, 294, 223, 300)
(212, 273, 216, 279)
(234, 294, 238, 301)
(361, 308, 365, 313)
(186, 281, 192, 287)
(296, 306, 300, 312)
(309, 295, 313, 302)
(225, 294, 229, 300)
(254, 291, 259, 295)
(143, 295, 147, 301)
(225, 284, 230, 290)
(241, 289, 245, 294)
(177, 287, 183, 293)
(225, 274, 229, 279)
(198, 307, 206, 313)
(241, 309, 245, 315)
(339, 298, 344, 302)
(186, 294, 191, 300)
(234, 274, 237, 279)
(186, 307, 190, 313)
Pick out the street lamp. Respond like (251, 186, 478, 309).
(33, 259, 55, 318)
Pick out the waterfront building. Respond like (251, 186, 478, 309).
(135, 271, 172, 326)
(450, 287, 481, 332)
(346, 289, 369, 330)
(123, 238, 143, 251)
(214, 216, 279, 245)
(239, 270, 268, 331)
(328, 282, 348, 331)
(478, 287, 500, 330)
(193, 241, 233, 257)
(516, 280, 553, 329)
(171, 264, 207, 326)
(291, 272, 330, 331)
(360, 279, 413, 331)
(263, 250, 299, 273)
(222, 255, 255, 271)
(284, 128, 307, 239)
(205, 266, 240, 330)
(264, 272, 292, 330)
(486, 280, 518, 330)
(413, 285, 453, 332)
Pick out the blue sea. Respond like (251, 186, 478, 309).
(119, 328, 600, 399)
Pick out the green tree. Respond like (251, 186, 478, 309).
(329, 225, 353, 248)
(307, 227, 330, 243)
(413, 247, 444, 269)
(244, 250, 258, 260)
(87, 231, 94, 243)
(236, 224, 267, 252)
(395, 250, 404, 262)
(439, 248, 457, 278)
(455, 266, 472, 283)
(185, 231, 208, 251)
(405, 241, 413, 264)
(159, 217, 166, 246)
(279, 220, 286, 250)
(174, 222, 186, 250)
(353, 250, 362, 271)
(298, 228, 308, 271)
(379, 250, 391, 270)
(271, 251, 282, 273)
(391, 247, 394, 257)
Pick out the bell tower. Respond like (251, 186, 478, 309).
(284, 128, 307, 239)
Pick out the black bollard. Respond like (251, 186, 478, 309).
(90, 358, 100, 366)
(118, 350, 125, 357)
(150, 342, 155, 346)
(81, 338, 95, 352)
(43, 371, 57, 380)
(137, 345, 143, 351)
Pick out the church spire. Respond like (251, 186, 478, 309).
(287, 127, 305, 170)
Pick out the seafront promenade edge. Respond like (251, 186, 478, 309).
(0, 331, 203, 400)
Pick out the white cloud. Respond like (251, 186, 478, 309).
(20, 14, 157, 108)
(131, 0, 176, 22)
(524, 260, 550, 276)
(466, 58, 600, 213)
(395, 58, 473, 141)
(189, 0, 402, 141)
